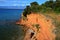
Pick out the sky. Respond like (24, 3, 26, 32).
(0, 0, 47, 6)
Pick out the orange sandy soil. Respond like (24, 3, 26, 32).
(16, 13, 56, 40)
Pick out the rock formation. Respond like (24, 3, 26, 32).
(16, 13, 56, 40)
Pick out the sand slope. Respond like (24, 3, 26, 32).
(16, 13, 56, 40)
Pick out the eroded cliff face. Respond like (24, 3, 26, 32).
(16, 13, 56, 40)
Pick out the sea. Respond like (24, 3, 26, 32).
(0, 9, 24, 40)
(0, 9, 23, 21)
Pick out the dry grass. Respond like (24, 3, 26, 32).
(43, 12, 60, 40)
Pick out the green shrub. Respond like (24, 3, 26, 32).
(32, 24, 40, 31)
(23, 1, 60, 17)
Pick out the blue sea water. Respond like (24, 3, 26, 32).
(0, 9, 24, 40)
(0, 9, 23, 21)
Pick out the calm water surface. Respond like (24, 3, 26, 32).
(0, 9, 24, 40)
(0, 9, 23, 21)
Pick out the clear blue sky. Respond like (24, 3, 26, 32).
(0, 0, 47, 6)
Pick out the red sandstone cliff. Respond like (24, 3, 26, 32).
(16, 13, 56, 40)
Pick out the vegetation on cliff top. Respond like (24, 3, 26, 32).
(22, 0, 60, 40)
(23, 0, 60, 17)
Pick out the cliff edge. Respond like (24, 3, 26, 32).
(16, 13, 56, 40)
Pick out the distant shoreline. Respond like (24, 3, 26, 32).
(0, 8, 24, 10)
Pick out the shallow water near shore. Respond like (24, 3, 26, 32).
(0, 23, 25, 40)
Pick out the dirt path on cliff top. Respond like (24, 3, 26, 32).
(16, 13, 56, 40)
